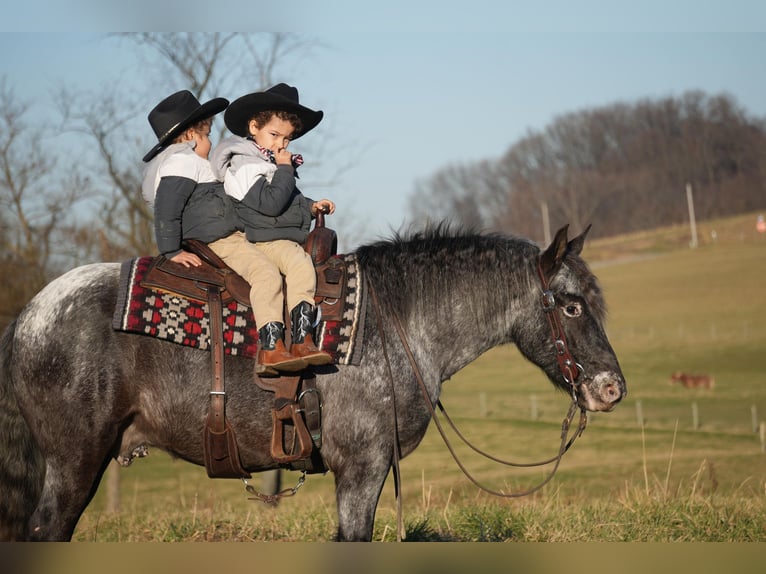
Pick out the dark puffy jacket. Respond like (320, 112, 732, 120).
(142, 143, 240, 257)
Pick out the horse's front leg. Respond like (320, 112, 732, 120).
(333, 449, 391, 542)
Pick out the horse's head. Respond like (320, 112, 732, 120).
(530, 225, 627, 412)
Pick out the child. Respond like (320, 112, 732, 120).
(142, 90, 240, 268)
(210, 83, 334, 374)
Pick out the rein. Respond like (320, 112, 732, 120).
(435, 263, 590, 468)
(367, 261, 589, 530)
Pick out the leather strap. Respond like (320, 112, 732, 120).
(208, 286, 225, 433)
(536, 263, 583, 390)
(368, 282, 405, 542)
(202, 285, 251, 479)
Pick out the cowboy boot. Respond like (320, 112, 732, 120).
(289, 301, 333, 365)
(256, 321, 307, 376)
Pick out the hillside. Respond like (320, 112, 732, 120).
(582, 211, 766, 264)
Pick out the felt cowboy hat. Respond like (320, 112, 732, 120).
(224, 83, 323, 139)
(143, 90, 229, 162)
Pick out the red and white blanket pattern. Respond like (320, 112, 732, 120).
(112, 254, 365, 365)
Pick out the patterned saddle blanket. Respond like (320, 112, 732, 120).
(112, 254, 366, 365)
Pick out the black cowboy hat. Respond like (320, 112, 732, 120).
(223, 83, 323, 139)
(143, 90, 229, 162)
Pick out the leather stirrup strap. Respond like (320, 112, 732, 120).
(203, 285, 251, 478)
(208, 285, 226, 433)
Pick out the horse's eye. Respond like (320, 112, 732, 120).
(563, 303, 582, 318)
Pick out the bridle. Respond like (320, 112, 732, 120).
(368, 260, 588, 540)
(536, 262, 585, 398)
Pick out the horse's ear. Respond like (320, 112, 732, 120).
(567, 224, 592, 257)
(539, 224, 569, 280)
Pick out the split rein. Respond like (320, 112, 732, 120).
(368, 262, 588, 505)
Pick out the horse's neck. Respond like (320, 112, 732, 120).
(403, 255, 536, 381)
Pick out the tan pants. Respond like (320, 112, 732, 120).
(208, 232, 316, 327)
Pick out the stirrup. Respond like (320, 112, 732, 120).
(271, 399, 314, 464)
(254, 374, 315, 464)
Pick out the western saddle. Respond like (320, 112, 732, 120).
(140, 213, 344, 478)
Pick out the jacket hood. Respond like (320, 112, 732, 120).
(209, 136, 256, 181)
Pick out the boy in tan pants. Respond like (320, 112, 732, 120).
(210, 84, 334, 376)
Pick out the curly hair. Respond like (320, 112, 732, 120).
(172, 118, 211, 144)
(250, 110, 303, 136)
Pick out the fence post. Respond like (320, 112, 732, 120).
(686, 182, 698, 249)
(760, 422, 766, 454)
(261, 470, 282, 503)
(105, 459, 121, 513)
(635, 400, 644, 427)
(692, 402, 700, 430)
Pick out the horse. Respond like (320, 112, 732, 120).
(0, 224, 626, 541)
(670, 371, 715, 390)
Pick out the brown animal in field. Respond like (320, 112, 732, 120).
(670, 371, 715, 390)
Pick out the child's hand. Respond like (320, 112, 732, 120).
(170, 250, 202, 268)
(312, 199, 335, 216)
(274, 147, 294, 165)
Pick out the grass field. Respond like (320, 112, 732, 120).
(71, 212, 766, 542)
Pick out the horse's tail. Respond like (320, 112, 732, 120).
(0, 320, 45, 541)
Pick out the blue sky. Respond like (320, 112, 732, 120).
(2, 4, 765, 247)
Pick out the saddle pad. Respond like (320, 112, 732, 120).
(112, 254, 366, 365)
(315, 254, 366, 366)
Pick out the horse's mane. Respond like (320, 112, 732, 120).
(356, 222, 537, 258)
(355, 222, 607, 325)
(355, 223, 540, 320)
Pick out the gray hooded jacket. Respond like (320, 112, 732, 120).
(209, 136, 314, 245)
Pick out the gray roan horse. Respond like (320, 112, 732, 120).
(0, 224, 626, 541)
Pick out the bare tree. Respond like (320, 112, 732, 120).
(56, 83, 153, 260)
(411, 91, 766, 242)
(55, 33, 361, 258)
(0, 79, 93, 327)
(407, 159, 504, 231)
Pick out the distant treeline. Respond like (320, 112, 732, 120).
(409, 91, 766, 241)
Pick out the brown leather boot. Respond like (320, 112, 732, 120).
(289, 302, 333, 366)
(256, 322, 307, 376)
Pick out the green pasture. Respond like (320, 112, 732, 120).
(73, 213, 766, 541)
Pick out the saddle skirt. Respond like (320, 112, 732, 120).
(112, 253, 366, 366)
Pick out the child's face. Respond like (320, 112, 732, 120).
(189, 120, 213, 159)
(248, 116, 296, 153)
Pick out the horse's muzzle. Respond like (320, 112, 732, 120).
(579, 371, 626, 412)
